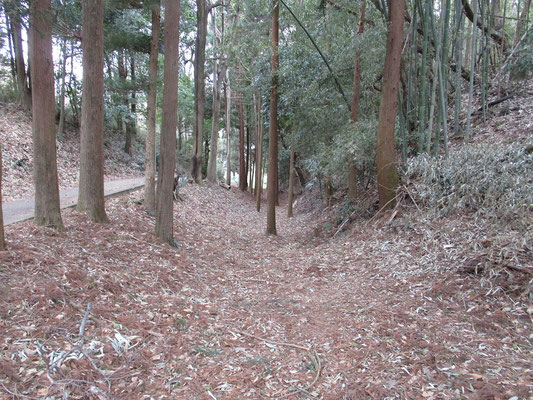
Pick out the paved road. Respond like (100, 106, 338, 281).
(2, 177, 144, 226)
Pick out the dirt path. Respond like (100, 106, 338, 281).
(2, 177, 144, 225)
(0, 184, 531, 399)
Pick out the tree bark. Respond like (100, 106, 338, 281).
(266, 0, 279, 235)
(287, 147, 295, 217)
(207, 8, 223, 183)
(78, 0, 108, 223)
(0, 145, 5, 250)
(376, 0, 404, 210)
(127, 53, 137, 155)
(514, 0, 532, 47)
(465, 0, 479, 140)
(155, 0, 180, 245)
(118, 51, 134, 156)
(246, 118, 251, 192)
(238, 66, 247, 191)
(3, 11, 17, 92)
(461, 0, 507, 46)
(192, 0, 208, 183)
(30, 0, 63, 229)
(347, 163, 357, 200)
(145, 0, 160, 213)
(225, 68, 231, 186)
(254, 93, 263, 211)
(58, 38, 68, 138)
(454, 0, 465, 136)
(8, 4, 31, 111)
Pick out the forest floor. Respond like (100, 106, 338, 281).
(1, 83, 532, 400)
(0, 183, 532, 399)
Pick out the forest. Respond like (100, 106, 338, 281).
(0, 0, 532, 398)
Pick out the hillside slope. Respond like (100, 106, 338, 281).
(0, 102, 143, 201)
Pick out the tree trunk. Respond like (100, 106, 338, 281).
(117, 51, 134, 156)
(454, 0, 465, 136)
(464, 18, 472, 69)
(207, 8, 223, 183)
(29, 0, 63, 229)
(127, 52, 137, 155)
(254, 93, 263, 211)
(514, 0, 532, 46)
(155, 0, 180, 245)
(417, 0, 431, 153)
(145, 0, 160, 213)
(8, 5, 31, 111)
(266, 0, 279, 235)
(238, 69, 247, 191)
(58, 38, 68, 139)
(0, 145, 5, 250)
(192, 0, 207, 183)
(245, 114, 251, 191)
(68, 40, 80, 125)
(465, 0, 479, 140)
(376, 0, 404, 210)
(3, 11, 17, 93)
(225, 68, 231, 186)
(287, 147, 295, 217)
(78, 0, 108, 223)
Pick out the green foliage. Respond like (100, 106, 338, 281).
(104, 6, 151, 53)
(507, 27, 533, 80)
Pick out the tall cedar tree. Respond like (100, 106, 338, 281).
(207, 6, 223, 183)
(287, 147, 295, 217)
(0, 145, 5, 250)
(145, 0, 160, 213)
(266, 0, 279, 235)
(6, 4, 31, 111)
(78, 0, 108, 222)
(29, 0, 64, 229)
(192, 0, 207, 183)
(225, 68, 232, 186)
(238, 67, 247, 191)
(155, 0, 180, 245)
(375, 0, 404, 210)
(255, 94, 263, 211)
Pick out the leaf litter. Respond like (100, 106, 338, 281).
(1, 82, 533, 399)
(0, 181, 531, 399)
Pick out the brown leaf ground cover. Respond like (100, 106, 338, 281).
(1, 183, 531, 399)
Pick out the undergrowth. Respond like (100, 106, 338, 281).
(404, 143, 533, 229)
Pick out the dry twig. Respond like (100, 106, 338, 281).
(229, 329, 311, 351)
(79, 301, 92, 337)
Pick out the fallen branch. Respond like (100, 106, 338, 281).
(365, 193, 402, 227)
(79, 302, 92, 337)
(333, 208, 359, 237)
(401, 185, 421, 212)
(124, 232, 166, 250)
(229, 329, 311, 351)
(475, 95, 514, 113)
(278, 350, 322, 399)
(0, 381, 39, 399)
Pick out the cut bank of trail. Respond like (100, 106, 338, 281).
(0, 184, 531, 399)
